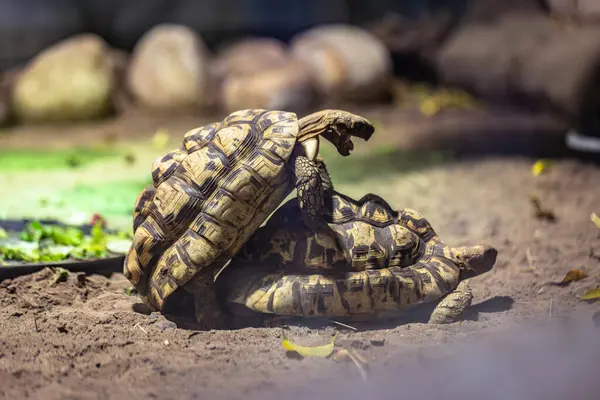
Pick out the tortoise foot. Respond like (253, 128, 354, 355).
(428, 281, 473, 324)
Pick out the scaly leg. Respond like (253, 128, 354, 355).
(183, 272, 230, 330)
(293, 155, 328, 232)
(314, 155, 334, 193)
(427, 280, 473, 324)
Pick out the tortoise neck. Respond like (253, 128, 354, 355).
(297, 110, 335, 142)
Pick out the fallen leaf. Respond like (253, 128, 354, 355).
(580, 288, 600, 301)
(557, 269, 587, 286)
(50, 267, 69, 285)
(124, 286, 138, 296)
(591, 213, 600, 229)
(282, 331, 337, 358)
(532, 160, 552, 176)
(419, 98, 440, 116)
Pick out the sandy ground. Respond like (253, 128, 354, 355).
(1, 108, 600, 399)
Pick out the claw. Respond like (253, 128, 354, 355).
(301, 137, 320, 161)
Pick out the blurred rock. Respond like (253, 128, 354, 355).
(290, 24, 392, 103)
(213, 37, 315, 113)
(367, 11, 454, 59)
(547, 0, 600, 21)
(574, 0, 600, 19)
(11, 33, 114, 122)
(126, 24, 214, 112)
(107, 48, 135, 114)
(366, 11, 454, 83)
(546, 0, 578, 16)
(434, 14, 600, 131)
(463, 0, 545, 23)
(212, 37, 289, 79)
(220, 58, 315, 113)
(0, 92, 9, 126)
(0, 70, 17, 125)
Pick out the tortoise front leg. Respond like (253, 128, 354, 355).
(293, 155, 328, 231)
(427, 281, 473, 324)
(314, 155, 334, 193)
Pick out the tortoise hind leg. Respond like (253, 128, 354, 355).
(173, 271, 230, 330)
(293, 155, 328, 231)
(427, 281, 474, 324)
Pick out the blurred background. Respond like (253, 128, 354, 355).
(0, 0, 599, 228)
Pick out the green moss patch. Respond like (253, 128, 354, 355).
(56, 179, 152, 220)
(0, 148, 121, 171)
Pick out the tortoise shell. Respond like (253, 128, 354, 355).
(124, 109, 308, 311)
(217, 194, 496, 319)
(235, 191, 432, 272)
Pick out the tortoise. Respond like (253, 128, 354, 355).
(123, 108, 374, 329)
(216, 188, 498, 324)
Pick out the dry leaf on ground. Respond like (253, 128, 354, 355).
(532, 160, 552, 177)
(580, 288, 600, 301)
(591, 213, 600, 229)
(555, 269, 588, 287)
(282, 331, 337, 358)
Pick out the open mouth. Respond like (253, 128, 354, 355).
(341, 136, 354, 156)
(323, 129, 358, 156)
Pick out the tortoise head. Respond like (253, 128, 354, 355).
(452, 244, 498, 280)
(298, 110, 375, 157)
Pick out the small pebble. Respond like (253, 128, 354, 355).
(157, 320, 177, 331)
(163, 339, 170, 346)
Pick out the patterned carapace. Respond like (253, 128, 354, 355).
(217, 192, 498, 321)
(124, 108, 374, 328)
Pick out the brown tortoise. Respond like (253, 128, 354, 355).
(124, 108, 374, 328)
(216, 189, 498, 324)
